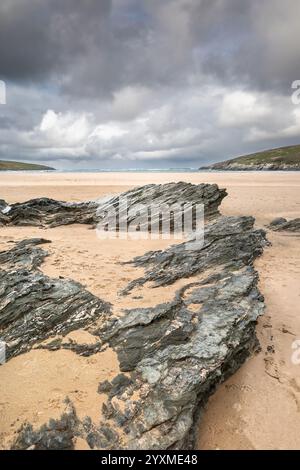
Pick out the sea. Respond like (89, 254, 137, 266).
(52, 168, 202, 173)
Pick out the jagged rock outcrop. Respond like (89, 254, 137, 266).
(0, 182, 226, 228)
(0, 237, 51, 270)
(0, 198, 97, 227)
(121, 216, 264, 293)
(0, 238, 111, 360)
(93, 216, 267, 449)
(0, 183, 268, 450)
(0, 199, 9, 226)
(267, 217, 300, 232)
(95, 183, 227, 232)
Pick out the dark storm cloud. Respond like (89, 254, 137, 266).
(0, 0, 112, 82)
(189, 0, 300, 93)
(2, 0, 299, 95)
(0, 0, 300, 168)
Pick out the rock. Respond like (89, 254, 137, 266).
(122, 216, 266, 293)
(12, 398, 119, 450)
(0, 199, 9, 225)
(35, 334, 103, 357)
(95, 183, 227, 233)
(268, 217, 300, 232)
(0, 237, 51, 270)
(0, 199, 7, 211)
(12, 399, 79, 450)
(86, 217, 266, 450)
(92, 215, 266, 449)
(86, 425, 119, 449)
(268, 217, 287, 228)
(0, 199, 7, 215)
(0, 197, 98, 227)
(1, 183, 268, 450)
(98, 374, 134, 398)
(0, 238, 111, 360)
(0, 182, 226, 228)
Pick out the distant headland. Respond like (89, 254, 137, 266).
(200, 144, 300, 171)
(0, 160, 54, 171)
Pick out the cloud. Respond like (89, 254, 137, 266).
(0, 0, 300, 168)
(219, 91, 271, 127)
(38, 110, 90, 147)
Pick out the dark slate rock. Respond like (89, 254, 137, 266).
(0, 199, 7, 211)
(86, 425, 119, 449)
(101, 266, 265, 449)
(0, 199, 9, 225)
(268, 217, 287, 227)
(12, 398, 119, 450)
(1, 197, 97, 227)
(0, 182, 226, 229)
(95, 182, 227, 232)
(0, 239, 111, 360)
(87, 215, 267, 449)
(121, 216, 266, 293)
(12, 399, 79, 450)
(0, 237, 51, 270)
(2, 183, 268, 450)
(268, 217, 300, 232)
(98, 374, 134, 398)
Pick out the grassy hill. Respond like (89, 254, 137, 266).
(201, 144, 300, 170)
(0, 160, 54, 171)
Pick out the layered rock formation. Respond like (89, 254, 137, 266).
(0, 182, 226, 228)
(0, 182, 268, 450)
(0, 238, 111, 360)
(267, 217, 300, 232)
(0, 198, 97, 227)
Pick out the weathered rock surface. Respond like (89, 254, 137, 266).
(0, 238, 111, 360)
(0, 198, 97, 227)
(0, 182, 226, 228)
(93, 216, 267, 449)
(267, 217, 300, 232)
(12, 399, 79, 450)
(122, 215, 265, 293)
(0, 183, 268, 450)
(95, 182, 227, 233)
(0, 237, 51, 270)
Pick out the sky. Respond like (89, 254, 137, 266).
(1, 0, 300, 170)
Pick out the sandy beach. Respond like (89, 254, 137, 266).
(0, 171, 300, 449)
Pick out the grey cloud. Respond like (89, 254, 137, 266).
(0, 0, 300, 168)
(0, 0, 112, 82)
(1, 0, 299, 96)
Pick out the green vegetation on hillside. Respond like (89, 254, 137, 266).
(0, 160, 54, 171)
(225, 145, 300, 165)
(202, 144, 300, 170)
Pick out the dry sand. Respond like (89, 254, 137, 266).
(0, 171, 299, 449)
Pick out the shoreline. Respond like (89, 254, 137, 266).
(2, 169, 300, 175)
